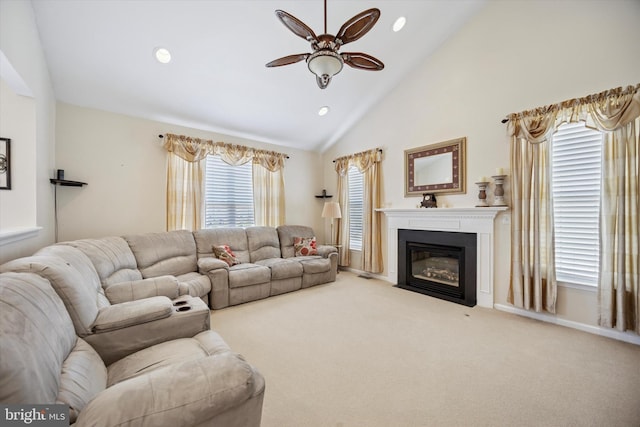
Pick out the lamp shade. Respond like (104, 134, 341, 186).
(322, 201, 342, 219)
(307, 51, 343, 89)
(308, 50, 343, 76)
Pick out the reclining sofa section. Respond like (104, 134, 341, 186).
(195, 225, 338, 309)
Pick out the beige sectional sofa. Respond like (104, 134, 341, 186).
(56, 224, 336, 310)
(0, 223, 335, 425)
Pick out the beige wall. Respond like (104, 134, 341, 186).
(55, 103, 323, 241)
(0, 79, 36, 230)
(322, 0, 640, 327)
(0, 0, 56, 264)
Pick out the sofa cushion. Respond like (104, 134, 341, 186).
(213, 244, 241, 267)
(228, 264, 271, 289)
(36, 244, 110, 310)
(0, 256, 100, 337)
(103, 276, 180, 304)
(193, 228, 251, 264)
(107, 331, 231, 386)
(63, 237, 143, 285)
(277, 225, 317, 258)
(0, 272, 80, 405)
(255, 258, 303, 280)
(246, 226, 282, 262)
(124, 230, 198, 278)
(297, 257, 332, 274)
(293, 236, 318, 256)
(57, 338, 107, 423)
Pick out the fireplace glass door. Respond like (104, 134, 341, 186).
(411, 245, 460, 288)
(410, 243, 462, 290)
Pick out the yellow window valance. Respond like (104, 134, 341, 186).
(163, 133, 288, 171)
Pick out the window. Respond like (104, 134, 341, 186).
(551, 122, 603, 286)
(204, 156, 254, 228)
(348, 166, 364, 250)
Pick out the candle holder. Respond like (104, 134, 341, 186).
(475, 181, 490, 207)
(491, 175, 507, 207)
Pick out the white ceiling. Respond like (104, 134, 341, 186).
(31, 0, 485, 152)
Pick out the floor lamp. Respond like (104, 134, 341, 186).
(321, 201, 342, 245)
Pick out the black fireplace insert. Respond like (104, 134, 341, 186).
(397, 229, 477, 307)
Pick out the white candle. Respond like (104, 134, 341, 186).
(478, 176, 487, 182)
(496, 167, 504, 175)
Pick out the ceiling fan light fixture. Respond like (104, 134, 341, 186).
(307, 50, 343, 89)
(267, 3, 382, 89)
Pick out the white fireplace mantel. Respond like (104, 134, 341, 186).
(378, 207, 507, 308)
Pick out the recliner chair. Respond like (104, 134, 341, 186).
(0, 271, 265, 426)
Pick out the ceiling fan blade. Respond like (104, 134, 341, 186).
(266, 53, 309, 68)
(342, 52, 384, 71)
(335, 8, 380, 46)
(275, 10, 318, 43)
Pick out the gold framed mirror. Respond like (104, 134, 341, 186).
(405, 137, 466, 196)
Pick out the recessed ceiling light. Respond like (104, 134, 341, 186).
(393, 16, 406, 32)
(154, 47, 171, 64)
(318, 106, 330, 116)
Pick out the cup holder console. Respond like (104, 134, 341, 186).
(173, 300, 188, 306)
(176, 305, 192, 312)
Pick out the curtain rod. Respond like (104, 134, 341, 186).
(332, 148, 383, 163)
(500, 83, 639, 124)
(158, 134, 289, 159)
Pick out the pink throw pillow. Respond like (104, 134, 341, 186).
(293, 237, 318, 256)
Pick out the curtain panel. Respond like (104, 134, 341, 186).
(334, 149, 383, 273)
(164, 134, 211, 231)
(507, 84, 640, 333)
(163, 133, 287, 230)
(253, 152, 287, 227)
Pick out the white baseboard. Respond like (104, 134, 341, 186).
(494, 303, 640, 346)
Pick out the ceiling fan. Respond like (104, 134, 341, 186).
(266, 0, 385, 89)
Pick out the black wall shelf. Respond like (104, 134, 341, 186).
(315, 189, 333, 199)
(50, 179, 87, 187)
(50, 177, 87, 242)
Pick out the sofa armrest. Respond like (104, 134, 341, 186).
(198, 256, 229, 272)
(103, 276, 180, 304)
(316, 245, 338, 258)
(92, 297, 172, 332)
(75, 352, 263, 427)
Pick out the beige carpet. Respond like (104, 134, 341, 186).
(211, 272, 640, 427)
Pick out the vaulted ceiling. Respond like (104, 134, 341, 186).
(31, 0, 485, 152)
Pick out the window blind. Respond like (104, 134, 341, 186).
(551, 122, 602, 286)
(348, 166, 364, 251)
(204, 155, 255, 228)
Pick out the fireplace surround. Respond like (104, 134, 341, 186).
(378, 207, 506, 308)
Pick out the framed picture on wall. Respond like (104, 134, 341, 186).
(0, 137, 11, 190)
